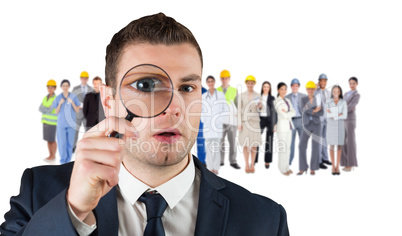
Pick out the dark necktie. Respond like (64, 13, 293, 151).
(139, 192, 168, 236)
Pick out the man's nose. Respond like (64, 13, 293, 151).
(161, 92, 183, 117)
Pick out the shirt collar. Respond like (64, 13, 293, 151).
(118, 154, 195, 209)
(206, 89, 216, 98)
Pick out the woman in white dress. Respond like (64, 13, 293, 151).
(326, 85, 347, 175)
(237, 75, 262, 173)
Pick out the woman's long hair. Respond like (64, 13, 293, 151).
(331, 85, 343, 99)
(260, 81, 272, 96)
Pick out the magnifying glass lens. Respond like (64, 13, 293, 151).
(120, 64, 173, 118)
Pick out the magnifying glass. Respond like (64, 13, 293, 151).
(108, 64, 174, 138)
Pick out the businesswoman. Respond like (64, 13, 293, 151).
(326, 85, 348, 175)
(237, 75, 262, 173)
(255, 81, 277, 169)
(274, 82, 295, 176)
(341, 77, 360, 172)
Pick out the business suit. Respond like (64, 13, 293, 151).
(298, 96, 324, 171)
(285, 92, 307, 165)
(83, 92, 105, 131)
(255, 95, 277, 164)
(274, 97, 296, 174)
(1, 156, 289, 236)
(72, 85, 94, 149)
(341, 90, 360, 167)
(315, 88, 330, 164)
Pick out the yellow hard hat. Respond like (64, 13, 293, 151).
(80, 71, 89, 78)
(220, 70, 231, 78)
(245, 75, 256, 83)
(47, 79, 57, 87)
(306, 81, 316, 89)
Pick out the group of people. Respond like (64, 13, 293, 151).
(39, 72, 104, 164)
(199, 71, 360, 176)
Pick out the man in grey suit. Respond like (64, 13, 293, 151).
(314, 73, 332, 169)
(285, 78, 306, 166)
(298, 81, 324, 175)
(72, 71, 94, 152)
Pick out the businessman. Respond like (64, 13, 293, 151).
(1, 13, 289, 236)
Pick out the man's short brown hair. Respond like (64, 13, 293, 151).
(92, 76, 102, 82)
(105, 13, 203, 94)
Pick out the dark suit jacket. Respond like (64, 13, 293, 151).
(83, 92, 105, 129)
(260, 95, 277, 130)
(301, 96, 323, 126)
(1, 157, 289, 236)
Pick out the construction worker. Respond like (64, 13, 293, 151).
(39, 80, 58, 162)
(217, 69, 241, 169)
(72, 71, 94, 152)
(297, 81, 323, 175)
(315, 73, 332, 169)
(285, 78, 307, 165)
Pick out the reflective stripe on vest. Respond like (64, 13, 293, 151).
(217, 86, 237, 105)
(42, 95, 57, 125)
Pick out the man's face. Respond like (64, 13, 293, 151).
(319, 79, 327, 89)
(81, 77, 89, 86)
(220, 77, 230, 88)
(93, 80, 101, 93)
(111, 43, 202, 167)
(47, 86, 56, 94)
(291, 84, 299, 93)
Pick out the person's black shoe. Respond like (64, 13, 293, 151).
(230, 163, 241, 169)
(220, 163, 224, 166)
(319, 163, 328, 169)
(322, 160, 332, 165)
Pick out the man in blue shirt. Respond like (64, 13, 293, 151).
(285, 78, 306, 165)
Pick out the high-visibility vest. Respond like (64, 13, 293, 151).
(217, 86, 237, 105)
(41, 95, 57, 125)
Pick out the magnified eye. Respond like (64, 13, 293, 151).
(131, 77, 160, 92)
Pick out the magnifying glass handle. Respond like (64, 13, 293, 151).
(107, 113, 135, 139)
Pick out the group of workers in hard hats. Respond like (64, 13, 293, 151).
(199, 70, 360, 176)
(39, 72, 104, 164)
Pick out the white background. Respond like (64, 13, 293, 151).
(1, 0, 401, 235)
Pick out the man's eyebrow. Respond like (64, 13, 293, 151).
(179, 74, 201, 83)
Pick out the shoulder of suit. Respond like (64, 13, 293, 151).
(29, 162, 74, 186)
(217, 176, 284, 212)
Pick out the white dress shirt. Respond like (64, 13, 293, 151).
(69, 155, 200, 236)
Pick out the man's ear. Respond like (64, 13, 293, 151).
(100, 84, 114, 117)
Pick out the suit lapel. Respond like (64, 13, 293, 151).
(193, 158, 229, 236)
(93, 187, 119, 236)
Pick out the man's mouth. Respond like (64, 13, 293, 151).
(153, 129, 181, 144)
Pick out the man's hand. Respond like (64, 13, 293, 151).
(67, 116, 137, 224)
